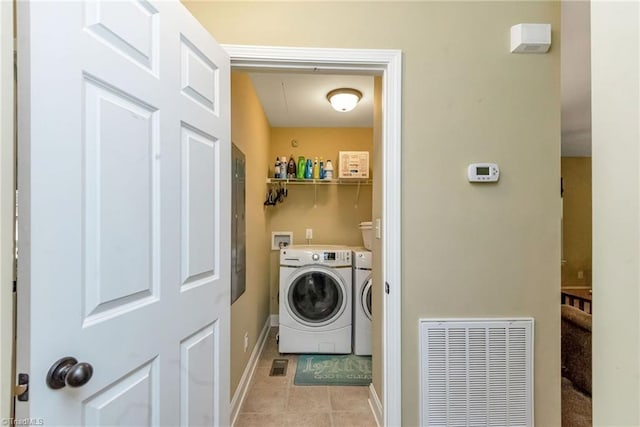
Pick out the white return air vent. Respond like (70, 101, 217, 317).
(419, 319, 533, 427)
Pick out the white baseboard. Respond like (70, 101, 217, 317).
(230, 316, 271, 426)
(270, 314, 279, 327)
(369, 382, 383, 427)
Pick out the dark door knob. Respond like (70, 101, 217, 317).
(47, 357, 93, 389)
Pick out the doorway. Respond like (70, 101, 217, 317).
(225, 45, 402, 426)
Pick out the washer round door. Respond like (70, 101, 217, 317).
(362, 277, 372, 321)
(286, 266, 347, 327)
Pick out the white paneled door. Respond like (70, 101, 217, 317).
(16, 1, 230, 424)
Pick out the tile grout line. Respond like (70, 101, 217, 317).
(327, 386, 336, 427)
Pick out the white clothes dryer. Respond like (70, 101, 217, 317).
(279, 245, 352, 354)
(352, 249, 372, 356)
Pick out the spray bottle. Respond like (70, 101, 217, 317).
(313, 157, 320, 179)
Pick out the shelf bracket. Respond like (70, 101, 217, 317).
(354, 181, 361, 207)
(314, 182, 318, 207)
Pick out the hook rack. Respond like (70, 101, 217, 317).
(265, 178, 372, 208)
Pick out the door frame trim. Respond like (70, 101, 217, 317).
(0, 0, 15, 420)
(224, 44, 402, 426)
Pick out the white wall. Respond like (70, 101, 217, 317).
(0, 0, 15, 419)
(561, 0, 592, 157)
(591, 1, 640, 424)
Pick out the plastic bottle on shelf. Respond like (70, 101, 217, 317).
(324, 159, 333, 180)
(319, 157, 325, 179)
(304, 159, 313, 179)
(274, 157, 281, 179)
(287, 155, 297, 178)
(313, 157, 320, 179)
(297, 156, 306, 179)
(281, 156, 288, 178)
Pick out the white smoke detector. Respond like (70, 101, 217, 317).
(510, 23, 551, 53)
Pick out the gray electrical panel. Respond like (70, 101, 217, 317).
(231, 144, 246, 304)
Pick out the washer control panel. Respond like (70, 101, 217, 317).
(321, 251, 351, 263)
(281, 247, 351, 267)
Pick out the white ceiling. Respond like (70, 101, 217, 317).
(248, 72, 374, 128)
(247, 4, 592, 156)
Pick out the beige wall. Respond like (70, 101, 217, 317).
(561, 157, 592, 287)
(0, 0, 15, 420)
(185, 2, 561, 425)
(591, 2, 640, 424)
(230, 72, 272, 396)
(267, 127, 373, 314)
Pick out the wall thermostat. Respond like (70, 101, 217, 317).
(467, 163, 500, 182)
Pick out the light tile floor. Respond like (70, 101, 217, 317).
(234, 328, 378, 427)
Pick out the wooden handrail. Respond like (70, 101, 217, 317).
(561, 291, 592, 314)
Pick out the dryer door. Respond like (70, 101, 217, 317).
(287, 267, 347, 326)
(362, 277, 373, 321)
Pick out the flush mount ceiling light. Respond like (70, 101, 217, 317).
(327, 88, 363, 112)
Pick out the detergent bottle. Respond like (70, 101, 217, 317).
(287, 155, 297, 178)
(297, 156, 306, 179)
(304, 158, 313, 179)
(324, 159, 334, 180)
(274, 157, 281, 179)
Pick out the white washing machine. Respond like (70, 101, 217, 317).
(279, 245, 352, 354)
(352, 249, 372, 356)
